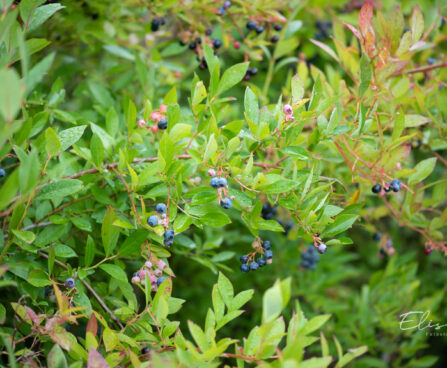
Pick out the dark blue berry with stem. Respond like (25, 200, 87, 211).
(240, 264, 250, 273)
(210, 177, 220, 188)
(264, 249, 273, 259)
(158, 118, 168, 130)
(240, 254, 249, 263)
(262, 240, 271, 250)
(249, 262, 259, 271)
(0, 169, 5, 178)
(317, 243, 327, 254)
(156, 276, 167, 287)
(390, 179, 401, 192)
(164, 229, 174, 240)
(372, 184, 381, 194)
(217, 177, 227, 187)
(222, 1, 231, 9)
(373, 232, 382, 241)
(147, 215, 158, 227)
(220, 198, 232, 209)
(65, 278, 76, 288)
(246, 21, 256, 30)
(257, 258, 266, 267)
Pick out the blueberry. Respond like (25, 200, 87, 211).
(217, 177, 227, 187)
(271, 35, 279, 43)
(0, 168, 5, 178)
(164, 239, 173, 247)
(223, 1, 231, 9)
(210, 177, 220, 188)
(372, 184, 382, 194)
(317, 244, 327, 254)
(427, 57, 436, 65)
(220, 198, 233, 209)
(384, 183, 392, 192)
(257, 258, 266, 267)
(249, 262, 259, 271)
(159, 17, 166, 26)
(147, 215, 158, 227)
(255, 25, 264, 34)
(308, 263, 316, 270)
(65, 278, 76, 288)
(217, 7, 225, 15)
(390, 179, 401, 192)
(158, 118, 168, 130)
(189, 41, 196, 50)
(142, 347, 151, 355)
(156, 203, 167, 214)
(240, 254, 249, 264)
(264, 249, 273, 259)
(301, 260, 311, 269)
(379, 249, 387, 257)
(262, 240, 271, 250)
(273, 24, 283, 31)
(385, 239, 393, 249)
(151, 18, 160, 32)
(212, 38, 222, 49)
(248, 67, 258, 76)
(205, 27, 212, 36)
(156, 276, 167, 287)
(246, 21, 256, 30)
(164, 229, 174, 240)
(373, 232, 382, 241)
(240, 264, 250, 273)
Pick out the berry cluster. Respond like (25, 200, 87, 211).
(151, 17, 166, 32)
(209, 169, 234, 209)
(243, 66, 258, 81)
(138, 104, 168, 132)
(147, 203, 175, 246)
(283, 104, 294, 122)
(180, 31, 222, 70)
(300, 246, 320, 270)
(371, 179, 401, 194)
(314, 20, 332, 40)
(217, 0, 231, 16)
(131, 259, 169, 291)
(246, 20, 264, 35)
(261, 202, 277, 220)
(374, 232, 395, 257)
(239, 240, 273, 273)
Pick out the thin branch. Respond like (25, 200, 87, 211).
(403, 61, 447, 75)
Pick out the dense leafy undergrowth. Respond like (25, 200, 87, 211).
(0, 0, 446, 367)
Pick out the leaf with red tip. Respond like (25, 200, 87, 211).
(87, 348, 110, 368)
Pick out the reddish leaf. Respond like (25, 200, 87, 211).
(87, 348, 110, 368)
(25, 307, 40, 326)
(359, 2, 373, 37)
(343, 22, 362, 41)
(86, 313, 98, 337)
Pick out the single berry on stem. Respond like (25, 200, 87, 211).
(158, 118, 168, 130)
(220, 198, 233, 209)
(257, 258, 266, 267)
(156, 276, 167, 287)
(262, 240, 271, 250)
(65, 278, 76, 288)
(264, 249, 273, 259)
(372, 184, 382, 194)
(0, 169, 5, 178)
(210, 177, 220, 188)
(147, 215, 158, 227)
(156, 203, 167, 214)
(317, 243, 327, 254)
(240, 254, 249, 263)
(246, 21, 256, 30)
(217, 177, 227, 187)
(240, 264, 250, 273)
(164, 229, 174, 240)
(249, 262, 259, 271)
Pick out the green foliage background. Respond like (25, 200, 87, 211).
(0, 0, 446, 367)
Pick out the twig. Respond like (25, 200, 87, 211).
(403, 61, 447, 75)
(37, 251, 124, 329)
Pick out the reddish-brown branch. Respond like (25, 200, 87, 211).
(403, 61, 447, 75)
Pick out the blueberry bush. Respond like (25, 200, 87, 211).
(1, 0, 447, 366)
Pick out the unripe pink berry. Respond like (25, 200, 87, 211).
(396, 162, 402, 170)
(150, 111, 162, 121)
(283, 104, 293, 115)
(208, 169, 216, 177)
(388, 247, 395, 255)
(137, 119, 146, 128)
(131, 276, 140, 284)
(158, 260, 167, 269)
(154, 269, 162, 276)
(159, 104, 167, 113)
(150, 125, 159, 133)
(151, 284, 157, 291)
(234, 41, 240, 49)
(145, 261, 152, 268)
(150, 275, 157, 283)
(230, 195, 235, 200)
(285, 115, 295, 122)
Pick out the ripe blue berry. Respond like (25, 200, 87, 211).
(379, 249, 387, 257)
(223, 1, 231, 9)
(385, 239, 393, 249)
(220, 198, 232, 209)
(65, 278, 76, 288)
(390, 179, 401, 192)
(273, 24, 283, 31)
(158, 118, 168, 130)
(246, 21, 256, 30)
(248, 67, 258, 76)
(189, 41, 196, 50)
(271, 35, 279, 43)
(264, 249, 273, 259)
(240, 255, 249, 264)
(156, 276, 167, 287)
(373, 232, 382, 241)
(164, 229, 174, 240)
(384, 183, 392, 192)
(147, 215, 158, 227)
(151, 18, 160, 32)
(240, 264, 250, 273)
(372, 184, 382, 194)
(301, 260, 311, 269)
(249, 262, 259, 271)
(0, 168, 5, 178)
(262, 240, 271, 250)
(142, 347, 151, 354)
(210, 177, 220, 188)
(317, 244, 327, 254)
(164, 239, 173, 247)
(205, 27, 212, 36)
(217, 177, 227, 187)
(255, 25, 264, 34)
(427, 57, 436, 65)
(257, 258, 266, 267)
(156, 203, 167, 214)
(217, 7, 225, 15)
(212, 38, 222, 49)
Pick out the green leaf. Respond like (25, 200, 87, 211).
(308, 75, 322, 111)
(410, 5, 424, 43)
(322, 214, 358, 237)
(37, 179, 83, 200)
(203, 134, 217, 163)
(0, 68, 24, 121)
(244, 87, 259, 125)
(359, 54, 372, 97)
(262, 279, 290, 323)
(299, 357, 333, 368)
(391, 109, 405, 141)
(158, 133, 174, 173)
(217, 272, 234, 306)
(58, 125, 87, 152)
(27, 4, 64, 32)
(188, 321, 209, 351)
(101, 207, 120, 256)
(192, 81, 207, 106)
(99, 264, 127, 283)
(45, 127, 61, 156)
(291, 74, 304, 102)
(229, 289, 254, 311)
(90, 134, 104, 168)
(0, 170, 19, 211)
(336, 346, 368, 368)
(217, 62, 249, 95)
(25, 52, 55, 96)
(284, 146, 309, 160)
(11, 229, 35, 243)
(301, 314, 331, 335)
(408, 158, 436, 184)
(119, 229, 149, 256)
(261, 179, 298, 194)
(27, 269, 51, 287)
(48, 344, 68, 368)
(84, 236, 95, 267)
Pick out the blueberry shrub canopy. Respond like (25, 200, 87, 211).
(0, 0, 446, 367)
